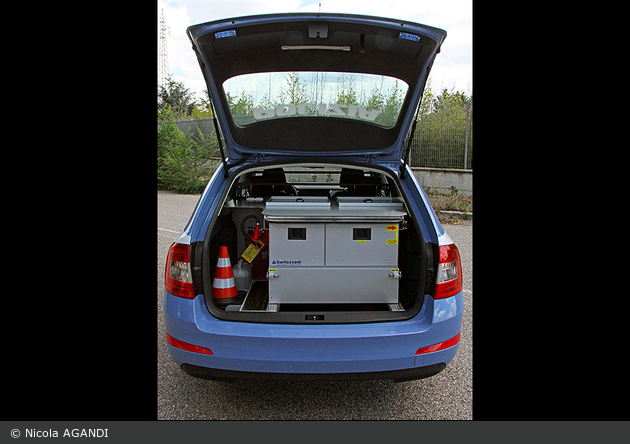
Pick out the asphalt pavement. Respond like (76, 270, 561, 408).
(157, 190, 472, 420)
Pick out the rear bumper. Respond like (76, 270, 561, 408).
(163, 290, 463, 380)
(180, 362, 446, 382)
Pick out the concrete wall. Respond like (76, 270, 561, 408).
(411, 167, 472, 197)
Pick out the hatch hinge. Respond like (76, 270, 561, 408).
(364, 154, 376, 164)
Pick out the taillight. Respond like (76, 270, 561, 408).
(165, 243, 195, 299)
(434, 243, 462, 299)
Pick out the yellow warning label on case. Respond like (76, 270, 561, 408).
(241, 241, 265, 263)
(386, 224, 398, 245)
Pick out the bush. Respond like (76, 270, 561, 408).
(158, 107, 218, 194)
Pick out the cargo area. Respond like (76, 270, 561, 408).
(203, 163, 431, 323)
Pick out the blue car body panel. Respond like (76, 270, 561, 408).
(164, 291, 462, 375)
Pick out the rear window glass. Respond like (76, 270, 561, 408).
(223, 71, 408, 128)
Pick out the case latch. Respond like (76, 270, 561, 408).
(389, 269, 402, 279)
(266, 269, 279, 279)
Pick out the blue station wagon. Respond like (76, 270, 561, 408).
(163, 13, 463, 382)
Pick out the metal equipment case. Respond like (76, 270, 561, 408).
(263, 196, 407, 304)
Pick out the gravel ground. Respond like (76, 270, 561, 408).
(157, 190, 472, 420)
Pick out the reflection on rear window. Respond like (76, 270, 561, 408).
(223, 71, 408, 128)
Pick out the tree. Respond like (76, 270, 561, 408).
(418, 78, 436, 116)
(366, 75, 393, 109)
(158, 76, 196, 118)
(227, 90, 254, 116)
(158, 104, 219, 194)
(363, 76, 405, 127)
(334, 73, 358, 106)
(431, 88, 470, 113)
(309, 72, 328, 105)
(379, 79, 404, 127)
(280, 72, 307, 104)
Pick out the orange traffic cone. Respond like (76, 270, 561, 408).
(212, 246, 238, 306)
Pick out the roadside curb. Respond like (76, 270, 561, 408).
(436, 210, 472, 221)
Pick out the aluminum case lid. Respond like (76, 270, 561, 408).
(262, 195, 406, 222)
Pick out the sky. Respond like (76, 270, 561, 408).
(157, 0, 472, 101)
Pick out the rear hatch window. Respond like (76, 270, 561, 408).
(224, 71, 408, 128)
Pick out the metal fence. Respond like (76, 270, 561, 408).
(410, 101, 472, 170)
(171, 118, 216, 143)
(171, 102, 472, 170)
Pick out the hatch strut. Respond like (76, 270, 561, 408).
(209, 97, 229, 178)
(400, 105, 420, 179)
